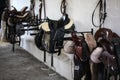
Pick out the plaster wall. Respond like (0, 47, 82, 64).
(10, 0, 120, 80)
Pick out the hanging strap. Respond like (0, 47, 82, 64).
(43, 0, 47, 20)
(39, 0, 47, 21)
(92, 0, 107, 28)
(39, 0, 42, 20)
(60, 0, 67, 15)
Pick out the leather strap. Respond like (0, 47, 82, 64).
(39, 0, 42, 20)
(92, 0, 107, 28)
(43, 0, 47, 19)
(60, 0, 67, 15)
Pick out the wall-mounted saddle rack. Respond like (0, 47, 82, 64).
(64, 28, 93, 41)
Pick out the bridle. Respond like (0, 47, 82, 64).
(60, 0, 67, 16)
(92, 0, 107, 28)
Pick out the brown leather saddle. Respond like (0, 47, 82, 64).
(71, 32, 90, 61)
(94, 28, 119, 74)
(71, 32, 91, 80)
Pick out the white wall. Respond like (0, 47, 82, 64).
(105, 0, 120, 35)
(10, 0, 120, 80)
(10, 0, 120, 35)
(10, 0, 30, 10)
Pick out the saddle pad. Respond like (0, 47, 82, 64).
(39, 22, 50, 31)
(38, 19, 74, 32)
(84, 33, 97, 52)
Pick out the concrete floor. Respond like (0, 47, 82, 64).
(0, 42, 67, 80)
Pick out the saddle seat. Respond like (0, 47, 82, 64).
(39, 18, 74, 32)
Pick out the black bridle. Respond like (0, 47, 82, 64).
(60, 0, 67, 16)
(39, 0, 46, 21)
(92, 0, 107, 28)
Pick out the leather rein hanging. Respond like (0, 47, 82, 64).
(92, 0, 107, 28)
(39, 0, 42, 20)
(60, 0, 67, 15)
(39, 0, 46, 21)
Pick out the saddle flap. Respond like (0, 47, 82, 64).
(101, 51, 118, 74)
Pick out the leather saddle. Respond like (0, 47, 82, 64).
(71, 32, 90, 61)
(72, 32, 91, 80)
(8, 6, 30, 25)
(93, 28, 119, 74)
(9, 6, 32, 23)
(10, 6, 28, 15)
(35, 14, 75, 54)
(39, 14, 74, 32)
